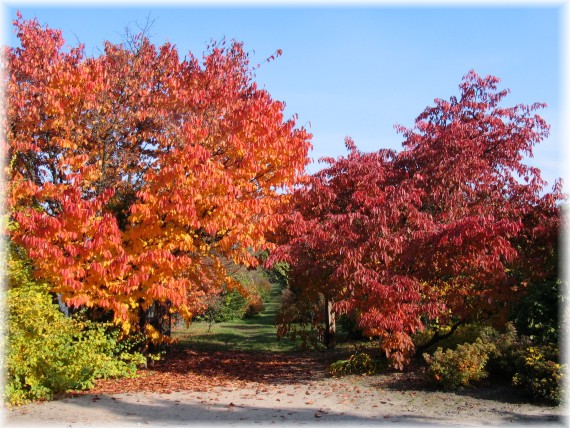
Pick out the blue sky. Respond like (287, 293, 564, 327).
(5, 4, 565, 189)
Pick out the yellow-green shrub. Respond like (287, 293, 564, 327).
(328, 351, 383, 376)
(421, 321, 564, 401)
(423, 338, 496, 389)
(4, 244, 145, 406)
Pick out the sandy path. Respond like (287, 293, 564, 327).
(4, 374, 565, 427)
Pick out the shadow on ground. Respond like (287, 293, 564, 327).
(50, 393, 453, 426)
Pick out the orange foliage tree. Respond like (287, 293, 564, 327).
(5, 14, 311, 340)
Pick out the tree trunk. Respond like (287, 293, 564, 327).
(324, 297, 336, 349)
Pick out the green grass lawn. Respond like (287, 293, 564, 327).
(171, 280, 375, 360)
(172, 281, 300, 353)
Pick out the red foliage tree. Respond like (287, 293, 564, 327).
(4, 14, 311, 340)
(269, 71, 562, 369)
(395, 71, 562, 325)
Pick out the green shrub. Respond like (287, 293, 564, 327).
(481, 322, 531, 379)
(512, 279, 562, 345)
(328, 351, 383, 377)
(477, 323, 563, 404)
(201, 294, 225, 331)
(202, 269, 272, 323)
(421, 320, 565, 402)
(512, 345, 564, 404)
(216, 288, 249, 321)
(4, 244, 145, 406)
(423, 338, 496, 389)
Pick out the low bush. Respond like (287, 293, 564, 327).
(216, 288, 249, 322)
(328, 351, 383, 377)
(512, 345, 564, 404)
(477, 323, 563, 403)
(5, 284, 146, 406)
(243, 274, 270, 318)
(244, 294, 265, 318)
(4, 244, 145, 406)
(421, 321, 564, 403)
(423, 338, 496, 389)
(481, 322, 530, 379)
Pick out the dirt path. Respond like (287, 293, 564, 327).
(4, 349, 566, 427)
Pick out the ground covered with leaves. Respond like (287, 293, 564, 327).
(81, 347, 329, 395)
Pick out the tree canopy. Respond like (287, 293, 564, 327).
(268, 71, 562, 368)
(5, 14, 312, 338)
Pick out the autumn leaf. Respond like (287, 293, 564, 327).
(5, 15, 312, 342)
(268, 71, 562, 369)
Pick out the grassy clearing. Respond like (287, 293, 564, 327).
(171, 280, 376, 360)
(172, 281, 299, 353)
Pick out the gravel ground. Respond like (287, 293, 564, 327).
(4, 372, 566, 427)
